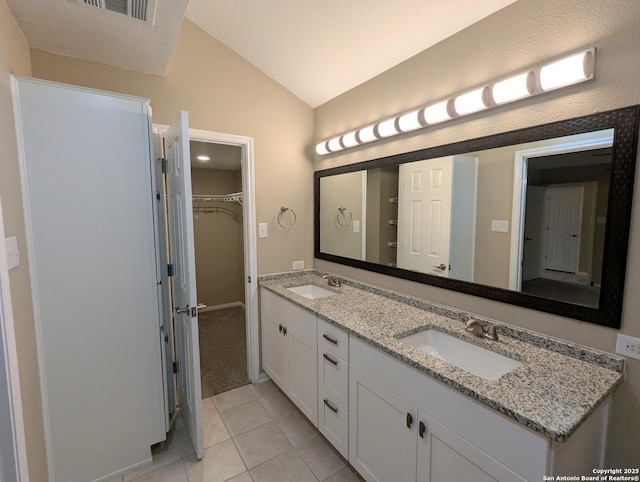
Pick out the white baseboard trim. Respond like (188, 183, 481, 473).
(257, 372, 270, 384)
(199, 302, 245, 313)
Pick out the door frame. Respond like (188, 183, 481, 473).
(154, 124, 260, 384)
(0, 196, 29, 482)
(508, 131, 613, 290)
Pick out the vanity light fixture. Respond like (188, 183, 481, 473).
(316, 47, 596, 156)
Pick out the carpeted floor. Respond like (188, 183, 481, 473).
(522, 278, 600, 308)
(198, 306, 249, 399)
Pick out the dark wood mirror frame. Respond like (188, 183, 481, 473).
(314, 106, 640, 328)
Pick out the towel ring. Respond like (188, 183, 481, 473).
(278, 206, 297, 229)
(337, 206, 352, 227)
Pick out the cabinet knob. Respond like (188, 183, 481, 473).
(283, 326, 287, 336)
(279, 324, 283, 333)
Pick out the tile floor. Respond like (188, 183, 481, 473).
(108, 380, 363, 482)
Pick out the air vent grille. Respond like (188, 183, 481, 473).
(82, 0, 149, 21)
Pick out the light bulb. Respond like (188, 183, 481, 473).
(341, 131, 359, 148)
(315, 142, 330, 156)
(377, 118, 399, 138)
(327, 136, 344, 152)
(540, 50, 594, 91)
(454, 88, 487, 116)
(492, 72, 533, 104)
(358, 125, 377, 144)
(398, 110, 423, 132)
(423, 101, 451, 124)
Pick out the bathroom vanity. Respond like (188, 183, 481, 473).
(259, 270, 623, 482)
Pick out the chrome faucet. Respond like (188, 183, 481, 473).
(465, 319, 500, 341)
(322, 274, 341, 287)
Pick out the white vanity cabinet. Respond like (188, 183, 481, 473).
(260, 288, 318, 424)
(317, 318, 350, 458)
(349, 336, 610, 482)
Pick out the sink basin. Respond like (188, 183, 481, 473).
(287, 284, 337, 300)
(399, 329, 522, 381)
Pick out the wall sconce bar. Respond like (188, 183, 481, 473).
(316, 47, 596, 156)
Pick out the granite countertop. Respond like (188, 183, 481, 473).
(259, 270, 624, 443)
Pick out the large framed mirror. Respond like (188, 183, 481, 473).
(314, 106, 640, 328)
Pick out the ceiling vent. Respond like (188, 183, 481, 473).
(81, 0, 155, 22)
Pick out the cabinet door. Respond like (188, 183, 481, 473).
(288, 325, 318, 424)
(261, 309, 288, 391)
(350, 366, 417, 482)
(418, 413, 526, 482)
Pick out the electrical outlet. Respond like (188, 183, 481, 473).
(616, 334, 640, 360)
(292, 261, 304, 270)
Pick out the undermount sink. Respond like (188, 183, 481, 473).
(399, 329, 522, 381)
(287, 284, 337, 300)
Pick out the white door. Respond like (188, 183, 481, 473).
(166, 111, 204, 459)
(522, 186, 546, 282)
(544, 187, 584, 273)
(398, 157, 452, 276)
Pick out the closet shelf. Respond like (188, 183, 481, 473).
(192, 192, 243, 206)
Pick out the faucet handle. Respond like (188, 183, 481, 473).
(465, 318, 484, 336)
(485, 324, 502, 341)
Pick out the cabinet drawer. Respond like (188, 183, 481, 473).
(318, 349, 348, 408)
(261, 288, 316, 340)
(318, 318, 348, 360)
(318, 391, 348, 459)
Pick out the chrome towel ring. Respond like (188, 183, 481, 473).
(337, 206, 352, 227)
(278, 206, 297, 229)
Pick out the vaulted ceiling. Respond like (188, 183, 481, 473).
(7, 0, 517, 107)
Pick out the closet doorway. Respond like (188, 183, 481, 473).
(190, 140, 248, 397)
(157, 124, 259, 402)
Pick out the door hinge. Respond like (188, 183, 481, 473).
(172, 361, 178, 374)
(167, 264, 174, 277)
(248, 276, 252, 283)
(161, 158, 168, 174)
(156, 191, 161, 202)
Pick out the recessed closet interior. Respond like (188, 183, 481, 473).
(189, 140, 248, 398)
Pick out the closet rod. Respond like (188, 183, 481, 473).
(192, 192, 243, 205)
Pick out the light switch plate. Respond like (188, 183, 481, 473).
(258, 223, 268, 238)
(616, 334, 640, 360)
(353, 220, 360, 233)
(491, 220, 509, 233)
(6, 237, 19, 270)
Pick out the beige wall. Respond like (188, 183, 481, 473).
(191, 168, 244, 307)
(314, 0, 640, 466)
(0, 1, 48, 480)
(30, 19, 315, 276)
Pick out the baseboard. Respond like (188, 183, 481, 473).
(258, 372, 271, 384)
(199, 302, 245, 313)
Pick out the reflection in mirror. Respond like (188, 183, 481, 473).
(315, 106, 639, 327)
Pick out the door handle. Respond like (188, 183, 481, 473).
(323, 398, 338, 414)
(175, 306, 190, 314)
(322, 333, 338, 345)
(432, 264, 447, 271)
(196, 303, 207, 311)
